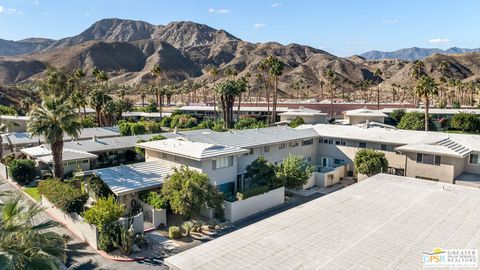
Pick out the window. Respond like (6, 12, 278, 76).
(305, 157, 312, 162)
(416, 153, 441, 165)
(302, 139, 313, 146)
(415, 176, 439, 182)
(321, 138, 333, 144)
(335, 140, 341, 145)
(334, 159, 344, 165)
(381, 144, 387, 151)
(67, 161, 76, 166)
(279, 143, 286, 150)
(341, 141, 346, 146)
(82, 159, 89, 164)
(358, 142, 367, 148)
(217, 182, 235, 200)
(162, 153, 168, 159)
(470, 154, 480, 165)
(212, 156, 234, 170)
(290, 141, 299, 147)
(264, 146, 270, 153)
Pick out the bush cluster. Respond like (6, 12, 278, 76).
(118, 120, 163, 136)
(288, 117, 305, 128)
(8, 159, 36, 185)
(87, 176, 113, 198)
(168, 226, 182, 239)
(234, 117, 268, 130)
(236, 185, 269, 201)
(450, 113, 480, 132)
(0, 105, 17, 115)
(38, 179, 88, 213)
(139, 190, 168, 209)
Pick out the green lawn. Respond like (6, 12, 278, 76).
(24, 187, 41, 202)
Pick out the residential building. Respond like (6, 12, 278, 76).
(278, 107, 327, 124)
(165, 174, 480, 270)
(343, 107, 387, 125)
(179, 105, 290, 121)
(0, 115, 29, 132)
(1, 126, 121, 157)
(300, 124, 480, 187)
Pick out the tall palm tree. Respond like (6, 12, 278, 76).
(28, 97, 82, 178)
(236, 76, 248, 123)
(373, 68, 383, 109)
(325, 68, 337, 120)
(208, 67, 219, 120)
(69, 90, 87, 118)
(215, 79, 241, 129)
(256, 62, 271, 121)
(415, 75, 438, 131)
(264, 56, 285, 124)
(150, 64, 164, 116)
(0, 195, 66, 270)
(20, 97, 34, 114)
(319, 80, 325, 100)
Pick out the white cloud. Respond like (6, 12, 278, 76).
(271, 3, 283, 7)
(33, 0, 40, 5)
(381, 19, 399, 24)
(253, 23, 266, 28)
(429, 38, 451, 45)
(1, 8, 23, 15)
(208, 8, 230, 14)
(345, 41, 367, 46)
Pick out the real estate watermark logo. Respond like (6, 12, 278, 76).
(423, 248, 478, 268)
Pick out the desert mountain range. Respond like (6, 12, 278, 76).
(1, 18, 480, 99)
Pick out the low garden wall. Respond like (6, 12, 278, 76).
(40, 196, 99, 250)
(118, 212, 144, 234)
(224, 186, 285, 223)
(0, 162, 8, 180)
(304, 165, 347, 189)
(139, 200, 167, 229)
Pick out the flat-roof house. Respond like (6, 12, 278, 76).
(1, 126, 120, 157)
(278, 107, 327, 124)
(343, 107, 387, 125)
(121, 111, 172, 121)
(300, 124, 480, 187)
(21, 146, 98, 176)
(139, 138, 249, 198)
(165, 174, 480, 270)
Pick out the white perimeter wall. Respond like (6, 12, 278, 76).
(224, 186, 285, 223)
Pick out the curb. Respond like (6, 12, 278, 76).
(1, 177, 149, 262)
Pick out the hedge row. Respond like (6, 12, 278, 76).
(236, 185, 269, 201)
(38, 179, 88, 213)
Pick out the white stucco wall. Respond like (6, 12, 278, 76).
(224, 186, 285, 223)
(404, 153, 464, 183)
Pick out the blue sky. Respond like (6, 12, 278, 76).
(0, 0, 479, 56)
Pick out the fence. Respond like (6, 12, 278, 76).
(0, 162, 8, 180)
(224, 186, 285, 223)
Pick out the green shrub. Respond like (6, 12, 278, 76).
(181, 221, 194, 236)
(354, 148, 389, 176)
(83, 195, 124, 229)
(118, 121, 132, 136)
(0, 105, 17, 115)
(145, 121, 163, 133)
(397, 112, 436, 131)
(130, 123, 147, 135)
(38, 179, 88, 213)
(289, 117, 305, 128)
(160, 116, 172, 127)
(170, 114, 198, 129)
(168, 226, 182, 239)
(389, 109, 405, 125)
(143, 103, 158, 113)
(8, 159, 36, 185)
(236, 185, 269, 200)
(234, 117, 268, 129)
(450, 113, 480, 132)
(79, 117, 96, 128)
(98, 222, 121, 252)
(87, 176, 113, 198)
(139, 191, 168, 209)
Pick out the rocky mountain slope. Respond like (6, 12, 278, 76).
(1, 18, 480, 101)
(361, 47, 480, 61)
(0, 38, 55, 56)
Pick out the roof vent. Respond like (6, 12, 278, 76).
(92, 135, 98, 142)
(174, 127, 178, 134)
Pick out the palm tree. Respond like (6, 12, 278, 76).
(0, 195, 66, 269)
(257, 61, 271, 122)
(150, 64, 164, 116)
(69, 90, 87, 118)
(208, 67, 219, 120)
(0, 121, 19, 158)
(215, 79, 241, 129)
(89, 89, 112, 127)
(325, 68, 337, 119)
(264, 56, 285, 124)
(319, 80, 325, 100)
(236, 76, 248, 123)
(20, 97, 34, 114)
(373, 68, 383, 109)
(415, 75, 438, 131)
(28, 97, 82, 178)
(411, 60, 425, 80)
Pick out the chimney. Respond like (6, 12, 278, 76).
(174, 127, 178, 134)
(92, 135, 98, 142)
